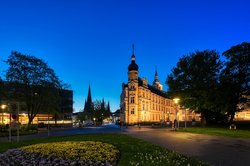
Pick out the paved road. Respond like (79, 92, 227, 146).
(0, 125, 122, 142)
(124, 127, 250, 166)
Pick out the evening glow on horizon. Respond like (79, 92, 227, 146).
(0, 0, 249, 112)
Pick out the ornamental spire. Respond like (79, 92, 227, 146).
(131, 44, 135, 61)
(132, 44, 135, 55)
(155, 66, 158, 79)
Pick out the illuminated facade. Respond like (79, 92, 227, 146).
(235, 109, 250, 121)
(120, 50, 200, 124)
(0, 83, 73, 126)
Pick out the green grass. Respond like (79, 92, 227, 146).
(178, 127, 250, 138)
(0, 130, 37, 137)
(0, 133, 209, 166)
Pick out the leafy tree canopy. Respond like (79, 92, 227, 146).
(220, 42, 250, 122)
(167, 50, 222, 125)
(4, 51, 64, 126)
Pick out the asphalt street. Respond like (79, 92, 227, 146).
(0, 124, 122, 142)
(125, 127, 250, 166)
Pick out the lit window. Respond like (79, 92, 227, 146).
(130, 97, 134, 103)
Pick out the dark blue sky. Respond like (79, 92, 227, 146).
(0, 0, 249, 112)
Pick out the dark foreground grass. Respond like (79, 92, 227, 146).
(0, 130, 37, 137)
(178, 127, 250, 138)
(0, 133, 209, 166)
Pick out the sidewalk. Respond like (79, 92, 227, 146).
(124, 126, 250, 166)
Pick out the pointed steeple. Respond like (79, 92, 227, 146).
(128, 44, 138, 71)
(87, 84, 92, 104)
(83, 99, 87, 112)
(152, 67, 163, 91)
(84, 84, 93, 117)
(154, 66, 159, 80)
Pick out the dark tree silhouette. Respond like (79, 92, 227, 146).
(167, 50, 222, 125)
(5, 51, 63, 127)
(220, 42, 250, 123)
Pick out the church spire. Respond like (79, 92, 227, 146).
(84, 84, 93, 116)
(87, 84, 92, 103)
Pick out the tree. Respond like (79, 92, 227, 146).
(166, 50, 222, 125)
(76, 111, 87, 124)
(93, 99, 111, 123)
(5, 51, 62, 127)
(106, 101, 111, 117)
(93, 100, 104, 122)
(220, 42, 250, 123)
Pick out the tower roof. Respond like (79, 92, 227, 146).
(128, 44, 139, 71)
(154, 67, 159, 79)
(84, 84, 93, 115)
(153, 67, 159, 84)
(87, 84, 92, 103)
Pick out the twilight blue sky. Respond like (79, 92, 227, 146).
(0, 0, 249, 112)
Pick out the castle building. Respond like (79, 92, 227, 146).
(120, 48, 200, 125)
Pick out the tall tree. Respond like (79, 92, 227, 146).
(5, 51, 62, 126)
(93, 100, 103, 122)
(220, 42, 250, 123)
(106, 101, 111, 117)
(167, 50, 222, 125)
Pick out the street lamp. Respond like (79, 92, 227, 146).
(185, 108, 188, 129)
(1, 104, 11, 141)
(1, 104, 7, 124)
(173, 98, 180, 129)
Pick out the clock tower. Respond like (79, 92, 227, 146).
(127, 45, 139, 124)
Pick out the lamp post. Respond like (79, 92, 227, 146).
(1, 104, 7, 124)
(2, 104, 12, 142)
(185, 108, 188, 129)
(101, 113, 104, 124)
(173, 98, 180, 129)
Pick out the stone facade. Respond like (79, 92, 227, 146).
(120, 51, 200, 125)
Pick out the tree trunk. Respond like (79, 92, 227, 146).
(28, 116, 34, 128)
(54, 113, 57, 126)
(200, 112, 207, 126)
(229, 112, 235, 124)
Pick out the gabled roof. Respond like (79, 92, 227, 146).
(122, 78, 170, 99)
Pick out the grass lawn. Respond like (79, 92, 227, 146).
(0, 133, 209, 166)
(177, 127, 250, 138)
(0, 130, 37, 137)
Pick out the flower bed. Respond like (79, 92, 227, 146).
(0, 141, 120, 166)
